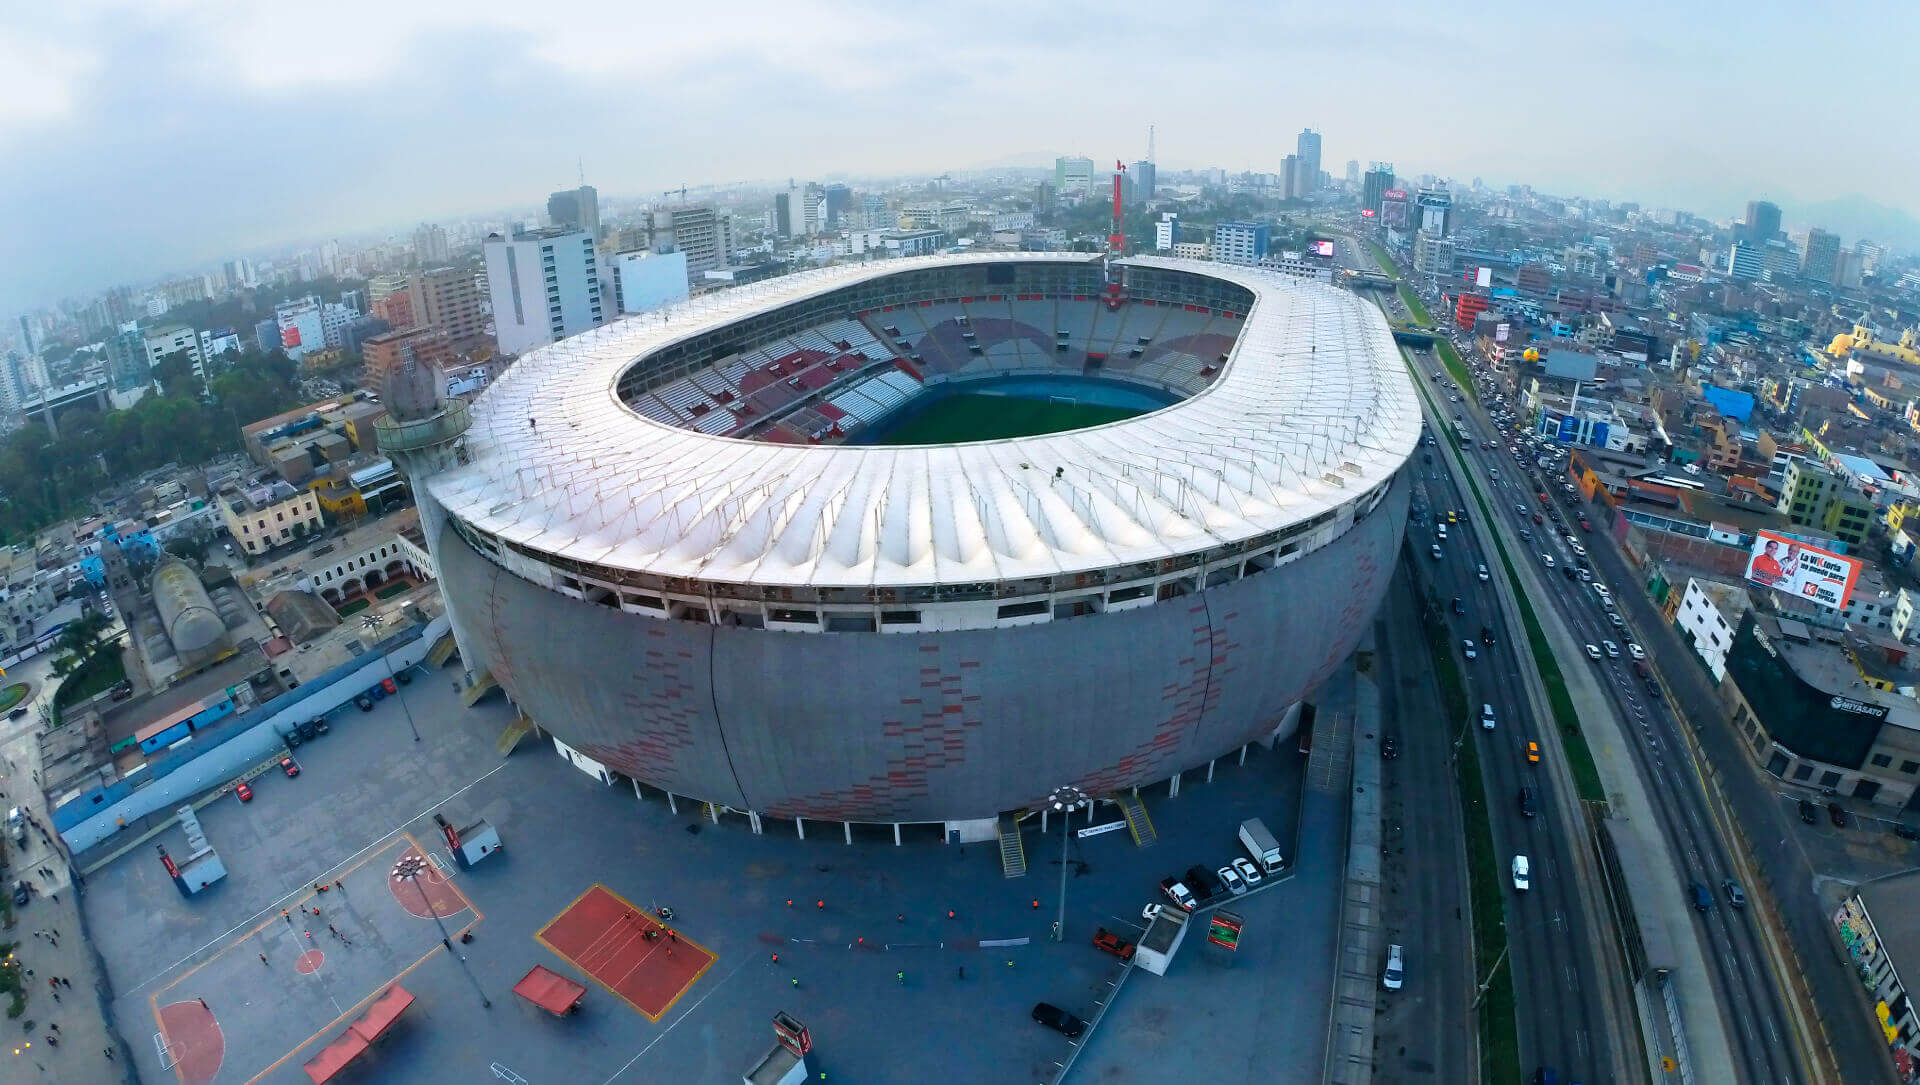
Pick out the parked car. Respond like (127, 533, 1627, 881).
(236, 781, 253, 803)
(312, 717, 329, 736)
(280, 756, 300, 778)
(1799, 799, 1819, 824)
(1829, 802, 1849, 828)
(1217, 865, 1247, 895)
(1031, 1002, 1086, 1038)
(1185, 865, 1225, 901)
(1091, 928, 1136, 961)
(395, 670, 412, 685)
(10, 880, 27, 906)
(354, 693, 375, 712)
(1895, 823, 1919, 841)
(296, 719, 318, 741)
(1160, 877, 1195, 911)
(381, 677, 398, 694)
(8, 706, 27, 719)
(1383, 943, 1406, 991)
(1231, 857, 1263, 887)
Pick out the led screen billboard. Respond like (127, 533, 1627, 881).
(1744, 530, 1863, 611)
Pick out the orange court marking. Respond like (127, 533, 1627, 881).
(536, 883, 716, 1022)
(150, 834, 482, 1085)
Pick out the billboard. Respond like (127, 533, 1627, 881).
(1475, 266, 1493, 288)
(281, 326, 302, 348)
(1745, 530, 1863, 611)
(1495, 323, 1510, 343)
(1313, 239, 1335, 257)
(1360, 208, 1375, 218)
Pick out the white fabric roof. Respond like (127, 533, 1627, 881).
(427, 254, 1420, 590)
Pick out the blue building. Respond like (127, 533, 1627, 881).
(1213, 221, 1271, 265)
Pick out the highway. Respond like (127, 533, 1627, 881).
(1402, 292, 1804, 1083)
(1329, 235, 1622, 1081)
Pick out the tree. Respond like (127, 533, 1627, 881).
(153, 349, 201, 398)
(51, 612, 111, 674)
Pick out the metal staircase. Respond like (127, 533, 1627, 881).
(997, 814, 1027, 878)
(1114, 792, 1157, 848)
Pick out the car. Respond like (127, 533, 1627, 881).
(1031, 1002, 1086, 1038)
(236, 781, 254, 802)
(1896, 823, 1920, 842)
(395, 670, 412, 685)
(1570, 543, 1587, 558)
(1160, 877, 1195, 911)
(1431, 544, 1443, 560)
(1561, 565, 1577, 580)
(280, 756, 300, 778)
(381, 677, 398, 694)
(1829, 802, 1849, 828)
(1799, 799, 1819, 824)
(1436, 523, 1447, 540)
(1232, 856, 1263, 886)
(1511, 855, 1530, 891)
(1691, 881, 1714, 912)
(1532, 512, 1544, 524)
(1451, 596, 1465, 614)
(1477, 563, 1490, 582)
(1383, 943, 1406, 990)
(1519, 528, 1533, 541)
(370, 683, 387, 700)
(1724, 879, 1747, 908)
(1447, 510, 1458, 524)
(1518, 786, 1538, 817)
(1579, 518, 1591, 531)
(354, 693, 374, 711)
(1186, 865, 1225, 900)
(313, 716, 330, 736)
(1585, 644, 1602, 661)
(1526, 741, 1540, 764)
(1381, 734, 1400, 760)
(1462, 639, 1478, 660)
(1578, 568, 1593, 582)
(7, 705, 26, 719)
(1480, 703, 1496, 730)
(1217, 865, 1247, 895)
(1602, 641, 1620, 659)
(1514, 503, 1528, 516)
(10, 880, 26, 906)
(1091, 928, 1136, 961)
(1609, 613, 1626, 629)
(1141, 902, 1165, 923)
(283, 728, 303, 748)
(1627, 643, 1645, 661)
(296, 719, 318, 740)
(1481, 625, 1496, 647)
(1540, 554, 1555, 568)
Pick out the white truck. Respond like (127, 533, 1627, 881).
(1238, 818, 1284, 875)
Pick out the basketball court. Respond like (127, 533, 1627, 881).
(148, 834, 479, 1085)
(535, 884, 715, 1021)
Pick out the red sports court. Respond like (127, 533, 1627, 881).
(536, 884, 714, 1021)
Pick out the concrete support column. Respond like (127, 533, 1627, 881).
(893, 823, 901, 846)
(1040, 809, 1049, 833)
(843, 821, 852, 846)
(708, 802, 719, 824)
(1206, 758, 1216, 783)
(1239, 743, 1248, 766)
(667, 792, 678, 814)
(1169, 773, 1180, 798)
(795, 818, 805, 840)
(750, 811, 762, 835)
(632, 778, 642, 800)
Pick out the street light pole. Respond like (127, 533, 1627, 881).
(1048, 785, 1090, 943)
(362, 614, 420, 742)
(392, 853, 489, 1008)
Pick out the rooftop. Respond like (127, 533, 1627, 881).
(427, 253, 1419, 590)
(1858, 871, 1920, 983)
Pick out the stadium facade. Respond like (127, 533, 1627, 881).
(407, 253, 1419, 833)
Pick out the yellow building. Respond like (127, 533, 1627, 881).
(218, 480, 324, 557)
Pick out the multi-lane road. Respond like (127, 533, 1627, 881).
(1381, 258, 1816, 1083)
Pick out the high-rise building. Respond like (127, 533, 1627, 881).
(1296, 129, 1322, 193)
(482, 226, 606, 356)
(1281, 156, 1303, 200)
(409, 267, 486, 344)
(1362, 165, 1394, 216)
(368, 273, 414, 330)
(273, 297, 326, 362)
(412, 222, 451, 265)
(1801, 228, 1841, 285)
(1726, 242, 1764, 280)
(362, 327, 453, 389)
(646, 206, 734, 277)
(1855, 239, 1884, 275)
(1054, 156, 1094, 198)
(802, 184, 826, 236)
(772, 187, 798, 238)
(1743, 200, 1781, 245)
(104, 324, 151, 393)
(547, 185, 601, 237)
(1154, 213, 1178, 252)
(1345, 160, 1361, 186)
(143, 324, 204, 377)
(16, 315, 37, 356)
(1213, 221, 1270, 265)
(1130, 160, 1157, 205)
(1761, 239, 1799, 281)
(824, 184, 852, 229)
(1416, 187, 1453, 237)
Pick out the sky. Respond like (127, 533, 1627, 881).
(3, 0, 1917, 316)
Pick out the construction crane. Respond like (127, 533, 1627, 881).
(662, 185, 688, 202)
(1105, 160, 1128, 311)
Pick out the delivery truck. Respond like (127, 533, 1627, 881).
(1238, 818, 1284, 874)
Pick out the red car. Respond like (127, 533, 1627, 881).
(381, 677, 397, 694)
(1532, 512, 1544, 524)
(280, 757, 300, 778)
(1579, 518, 1591, 531)
(1092, 928, 1136, 961)
(235, 781, 254, 803)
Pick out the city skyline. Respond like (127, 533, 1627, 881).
(4, 0, 1919, 313)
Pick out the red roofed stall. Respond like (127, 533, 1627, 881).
(512, 965, 587, 1016)
(302, 985, 416, 1083)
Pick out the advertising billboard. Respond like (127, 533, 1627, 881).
(1313, 239, 1335, 257)
(281, 326, 302, 348)
(1744, 530, 1863, 611)
(1360, 208, 1375, 218)
(1475, 266, 1493, 288)
(1495, 323, 1510, 343)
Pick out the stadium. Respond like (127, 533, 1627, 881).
(413, 252, 1419, 835)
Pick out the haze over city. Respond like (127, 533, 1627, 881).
(4, 0, 1920, 310)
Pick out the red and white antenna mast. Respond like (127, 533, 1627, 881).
(1105, 160, 1128, 310)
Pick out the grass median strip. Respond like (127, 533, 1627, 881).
(1422, 606, 1521, 1085)
(1366, 238, 1399, 277)
(1435, 339, 1478, 405)
(1398, 283, 1434, 327)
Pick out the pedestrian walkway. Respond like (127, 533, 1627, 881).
(1326, 651, 1382, 1085)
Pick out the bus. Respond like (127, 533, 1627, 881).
(1454, 420, 1473, 448)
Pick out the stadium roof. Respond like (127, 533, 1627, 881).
(427, 253, 1420, 590)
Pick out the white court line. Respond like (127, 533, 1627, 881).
(602, 956, 753, 1084)
(128, 761, 510, 996)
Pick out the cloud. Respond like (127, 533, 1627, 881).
(0, 31, 99, 139)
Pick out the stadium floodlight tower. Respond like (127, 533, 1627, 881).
(1105, 159, 1129, 310)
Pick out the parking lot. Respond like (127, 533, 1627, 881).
(82, 663, 1340, 1083)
